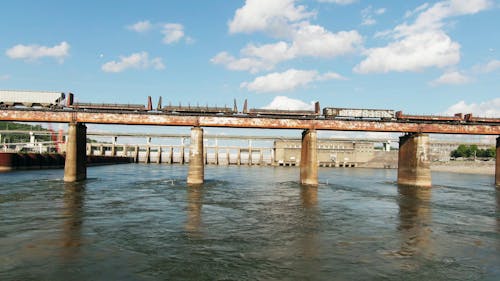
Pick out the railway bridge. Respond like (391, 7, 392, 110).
(1, 108, 499, 187)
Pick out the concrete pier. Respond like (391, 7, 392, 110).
(64, 122, 87, 182)
(398, 133, 431, 187)
(187, 127, 204, 185)
(496, 136, 499, 187)
(300, 129, 318, 186)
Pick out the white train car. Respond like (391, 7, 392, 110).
(323, 107, 395, 120)
(0, 90, 65, 107)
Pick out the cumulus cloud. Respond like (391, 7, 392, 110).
(101, 52, 165, 73)
(355, 31, 460, 73)
(240, 68, 346, 93)
(291, 24, 362, 58)
(214, 0, 362, 73)
(262, 96, 315, 110)
(5, 41, 70, 63)
(229, 0, 315, 36)
(127, 20, 153, 32)
(430, 71, 472, 85)
(355, 0, 492, 73)
(444, 98, 500, 117)
(162, 23, 185, 44)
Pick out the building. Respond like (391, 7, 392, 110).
(274, 139, 375, 167)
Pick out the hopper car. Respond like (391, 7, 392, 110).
(0, 90, 65, 108)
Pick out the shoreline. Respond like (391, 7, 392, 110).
(430, 161, 495, 175)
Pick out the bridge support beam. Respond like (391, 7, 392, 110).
(300, 129, 318, 186)
(398, 133, 431, 187)
(187, 127, 204, 185)
(496, 136, 499, 187)
(64, 122, 87, 182)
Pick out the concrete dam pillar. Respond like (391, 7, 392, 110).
(398, 133, 431, 187)
(496, 136, 499, 187)
(187, 127, 204, 185)
(64, 122, 87, 182)
(300, 129, 318, 186)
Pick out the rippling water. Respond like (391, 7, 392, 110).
(1, 165, 499, 280)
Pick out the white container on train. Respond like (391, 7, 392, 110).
(0, 90, 65, 107)
(323, 107, 395, 119)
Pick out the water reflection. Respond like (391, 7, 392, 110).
(185, 186, 203, 238)
(60, 182, 85, 260)
(298, 186, 319, 259)
(397, 185, 432, 258)
(496, 187, 500, 249)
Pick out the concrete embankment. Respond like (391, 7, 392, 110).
(0, 152, 133, 172)
(359, 151, 495, 175)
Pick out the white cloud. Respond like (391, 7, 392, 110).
(127, 20, 153, 32)
(317, 0, 358, 5)
(355, 0, 492, 73)
(162, 23, 185, 44)
(361, 6, 386, 26)
(262, 96, 315, 110)
(214, 1, 363, 73)
(0, 74, 10, 80)
(430, 71, 472, 85)
(291, 24, 362, 57)
(101, 52, 165, 73)
(355, 31, 460, 73)
(228, 0, 315, 36)
(240, 68, 345, 93)
(473, 59, 500, 73)
(5, 41, 70, 63)
(210, 52, 274, 73)
(444, 98, 500, 117)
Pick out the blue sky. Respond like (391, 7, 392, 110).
(1, 0, 499, 121)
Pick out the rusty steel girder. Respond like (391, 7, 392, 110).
(1, 109, 499, 135)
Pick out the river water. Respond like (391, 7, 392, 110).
(1, 164, 499, 280)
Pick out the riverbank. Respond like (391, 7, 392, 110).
(430, 160, 495, 175)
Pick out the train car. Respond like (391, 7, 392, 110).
(0, 90, 65, 108)
(161, 104, 234, 114)
(157, 96, 236, 114)
(463, 113, 500, 124)
(323, 107, 395, 120)
(67, 94, 152, 111)
(244, 100, 321, 117)
(395, 111, 463, 122)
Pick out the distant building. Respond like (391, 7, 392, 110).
(429, 141, 494, 162)
(273, 139, 375, 167)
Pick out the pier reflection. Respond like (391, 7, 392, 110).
(397, 185, 432, 258)
(185, 186, 203, 238)
(60, 182, 85, 260)
(298, 186, 319, 259)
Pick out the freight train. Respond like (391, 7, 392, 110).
(1, 90, 498, 124)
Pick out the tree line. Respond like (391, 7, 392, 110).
(450, 144, 496, 158)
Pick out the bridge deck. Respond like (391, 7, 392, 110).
(1, 109, 499, 135)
